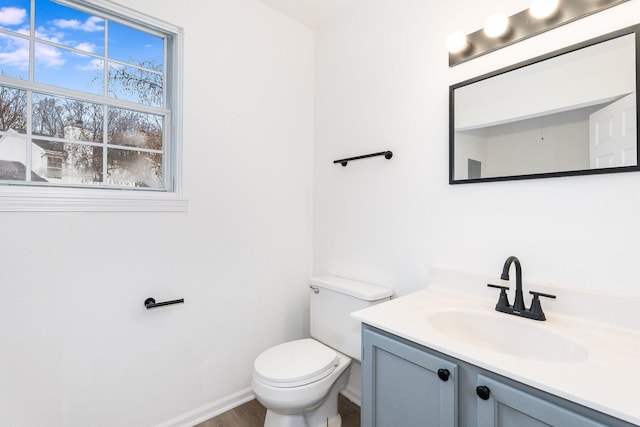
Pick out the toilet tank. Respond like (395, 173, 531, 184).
(309, 276, 393, 361)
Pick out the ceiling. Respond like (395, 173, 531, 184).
(255, 0, 359, 28)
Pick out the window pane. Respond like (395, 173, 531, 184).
(0, 133, 26, 181)
(0, 85, 27, 133)
(0, 0, 30, 34)
(108, 107, 162, 150)
(107, 148, 162, 188)
(0, 33, 29, 80)
(34, 43, 104, 94)
(31, 138, 62, 180)
(31, 138, 103, 184)
(32, 93, 103, 142)
(34, 0, 104, 55)
(108, 62, 163, 107)
(108, 21, 163, 70)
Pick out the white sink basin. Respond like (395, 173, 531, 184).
(427, 310, 588, 363)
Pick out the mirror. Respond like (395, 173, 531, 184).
(450, 26, 639, 184)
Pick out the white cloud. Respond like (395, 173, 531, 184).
(75, 42, 96, 53)
(35, 43, 65, 68)
(77, 58, 103, 72)
(0, 47, 29, 69)
(0, 33, 29, 69)
(35, 27, 62, 44)
(0, 7, 27, 26)
(52, 16, 104, 32)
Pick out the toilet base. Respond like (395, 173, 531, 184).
(264, 407, 342, 427)
(260, 364, 349, 427)
(264, 412, 306, 427)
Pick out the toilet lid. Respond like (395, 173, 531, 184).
(254, 339, 339, 388)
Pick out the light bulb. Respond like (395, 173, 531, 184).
(446, 31, 468, 53)
(484, 12, 509, 38)
(530, 0, 559, 19)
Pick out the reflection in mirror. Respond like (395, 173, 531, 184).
(450, 26, 639, 183)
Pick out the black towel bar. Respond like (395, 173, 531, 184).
(144, 297, 184, 310)
(333, 151, 393, 167)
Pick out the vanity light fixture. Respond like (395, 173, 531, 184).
(529, 0, 559, 19)
(483, 13, 509, 38)
(446, 31, 468, 54)
(447, 0, 630, 66)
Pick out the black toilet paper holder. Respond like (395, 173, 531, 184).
(144, 297, 184, 310)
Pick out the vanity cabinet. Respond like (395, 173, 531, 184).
(475, 375, 607, 427)
(361, 325, 457, 427)
(361, 325, 635, 427)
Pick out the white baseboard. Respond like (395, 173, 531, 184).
(340, 386, 361, 407)
(157, 384, 359, 427)
(156, 387, 255, 427)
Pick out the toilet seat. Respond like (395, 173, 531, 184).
(254, 339, 339, 388)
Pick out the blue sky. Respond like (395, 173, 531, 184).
(0, 0, 163, 99)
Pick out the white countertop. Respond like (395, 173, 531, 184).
(352, 268, 640, 425)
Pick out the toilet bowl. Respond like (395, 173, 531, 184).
(252, 339, 351, 427)
(252, 276, 393, 427)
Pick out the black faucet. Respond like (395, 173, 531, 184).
(488, 256, 556, 321)
(501, 255, 525, 311)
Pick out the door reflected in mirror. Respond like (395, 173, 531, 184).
(450, 26, 639, 184)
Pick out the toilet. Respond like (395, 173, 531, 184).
(252, 276, 393, 427)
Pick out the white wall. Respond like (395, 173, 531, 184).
(454, 128, 487, 180)
(484, 106, 595, 177)
(0, 1, 314, 426)
(314, 0, 640, 299)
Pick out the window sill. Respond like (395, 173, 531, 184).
(0, 187, 189, 212)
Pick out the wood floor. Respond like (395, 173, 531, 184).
(196, 394, 360, 427)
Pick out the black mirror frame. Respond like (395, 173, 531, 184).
(449, 25, 640, 185)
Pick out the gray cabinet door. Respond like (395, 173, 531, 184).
(362, 327, 458, 427)
(476, 375, 608, 427)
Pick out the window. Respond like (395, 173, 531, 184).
(46, 155, 62, 178)
(0, 0, 185, 211)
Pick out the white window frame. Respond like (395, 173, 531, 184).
(0, 0, 187, 212)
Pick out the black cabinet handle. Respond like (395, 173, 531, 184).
(437, 368, 450, 382)
(476, 385, 491, 400)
